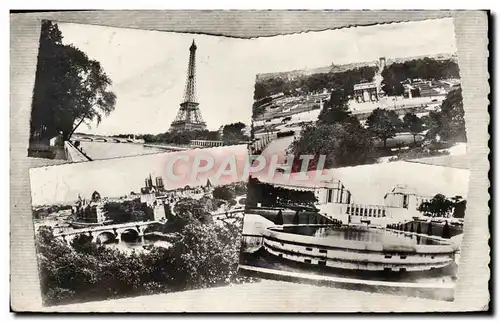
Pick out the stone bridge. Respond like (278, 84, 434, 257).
(54, 221, 160, 244)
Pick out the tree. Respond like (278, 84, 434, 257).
(162, 220, 244, 290)
(418, 194, 454, 218)
(403, 113, 425, 145)
(380, 58, 460, 96)
(423, 86, 466, 143)
(422, 110, 444, 141)
(452, 200, 467, 219)
(222, 122, 248, 145)
(71, 233, 100, 253)
(30, 21, 116, 142)
(317, 88, 353, 125)
(103, 198, 153, 224)
(170, 198, 213, 230)
(288, 122, 376, 169)
(253, 82, 271, 101)
(438, 86, 466, 142)
(381, 68, 405, 96)
(366, 108, 403, 148)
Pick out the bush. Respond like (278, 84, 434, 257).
(212, 186, 235, 201)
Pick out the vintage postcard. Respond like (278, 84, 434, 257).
(27, 21, 253, 161)
(11, 11, 489, 312)
(240, 17, 472, 301)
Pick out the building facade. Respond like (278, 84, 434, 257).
(264, 179, 436, 227)
(353, 82, 379, 103)
(73, 193, 106, 225)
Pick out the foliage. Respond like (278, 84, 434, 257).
(221, 122, 248, 145)
(288, 122, 377, 169)
(424, 86, 467, 143)
(381, 58, 460, 96)
(402, 113, 425, 145)
(71, 234, 100, 253)
(254, 78, 285, 101)
(33, 204, 72, 219)
(212, 186, 235, 201)
(30, 21, 116, 142)
(317, 88, 355, 125)
(168, 198, 214, 231)
(212, 183, 247, 201)
(451, 196, 467, 218)
(162, 221, 244, 290)
(380, 68, 405, 96)
(229, 182, 248, 196)
(140, 130, 220, 145)
(366, 108, 403, 148)
(102, 198, 153, 224)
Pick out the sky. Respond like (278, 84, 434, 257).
(57, 17, 457, 136)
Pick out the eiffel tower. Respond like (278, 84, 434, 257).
(169, 40, 207, 132)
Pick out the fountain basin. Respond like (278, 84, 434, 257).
(262, 225, 458, 272)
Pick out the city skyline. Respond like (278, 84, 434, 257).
(57, 17, 457, 136)
(29, 145, 248, 206)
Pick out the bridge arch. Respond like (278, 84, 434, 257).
(120, 228, 141, 242)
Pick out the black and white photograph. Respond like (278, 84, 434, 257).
(27, 21, 255, 161)
(240, 17, 470, 301)
(10, 10, 489, 313)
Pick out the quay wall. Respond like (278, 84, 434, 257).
(64, 141, 92, 162)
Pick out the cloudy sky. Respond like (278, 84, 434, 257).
(57, 17, 457, 136)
